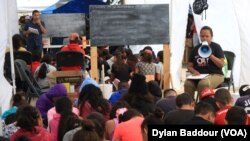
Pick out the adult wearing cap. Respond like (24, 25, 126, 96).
(200, 88, 219, 111)
(235, 85, 250, 108)
(235, 85, 250, 125)
(184, 26, 225, 99)
(60, 32, 85, 71)
(24, 10, 46, 55)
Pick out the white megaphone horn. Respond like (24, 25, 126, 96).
(198, 41, 212, 58)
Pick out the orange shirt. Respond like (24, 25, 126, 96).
(113, 116, 144, 141)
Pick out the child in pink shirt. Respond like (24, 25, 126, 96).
(49, 97, 79, 141)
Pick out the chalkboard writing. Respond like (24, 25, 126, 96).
(41, 13, 85, 37)
(90, 4, 169, 46)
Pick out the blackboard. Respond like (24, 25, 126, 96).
(41, 13, 85, 37)
(90, 4, 169, 46)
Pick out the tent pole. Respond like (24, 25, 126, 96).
(7, 0, 16, 95)
(9, 36, 16, 95)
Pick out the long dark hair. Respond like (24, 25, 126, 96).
(78, 84, 110, 117)
(12, 34, 24, 51)
(78, 84, 103, 107)
(37, 63, 48, 79)
(56, 97, 79, 141)
(58, 114, 81, 141)
(55, 97, 81, 141)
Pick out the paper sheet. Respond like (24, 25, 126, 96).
(28, 27, 39, 35)
(187, 74, 209, 80)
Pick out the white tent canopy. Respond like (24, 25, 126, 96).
(1, 0, 250, 112)
(17, 0, 59, 12)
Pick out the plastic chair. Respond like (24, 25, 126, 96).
(56, 51, 84, 70)
(5, 51, 32, 65)
(4, 51, 32, 81)
(217, 51, 236, 92)
(14, 59, 42, 103)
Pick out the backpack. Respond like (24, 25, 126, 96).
(193, 0, 209, 15)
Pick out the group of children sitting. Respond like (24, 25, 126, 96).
(1, 71, 250, 141)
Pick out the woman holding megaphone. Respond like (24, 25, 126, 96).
(184, 26, 225, 100)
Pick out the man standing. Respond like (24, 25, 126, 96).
(24, 10, 46, 55)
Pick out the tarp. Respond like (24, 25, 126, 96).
(0, 0, 18, 113)
(232, 0, 250, 86)
(42, 0, 106, 14)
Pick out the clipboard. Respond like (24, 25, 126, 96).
(187, 74, 209, 80)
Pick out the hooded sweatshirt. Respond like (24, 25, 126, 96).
(36, 84, 67, 122)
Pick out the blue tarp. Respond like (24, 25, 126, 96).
(42, 0, 106, 14)
(42, 4, 57, 14)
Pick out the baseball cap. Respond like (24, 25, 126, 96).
(201, 88, 215, 99)
(69, 32, 79, 41)
(239, 85, 250, 97)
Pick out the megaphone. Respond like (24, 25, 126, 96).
(198, 41, 212, 58)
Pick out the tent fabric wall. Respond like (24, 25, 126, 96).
(169, 0, 189, 89)
(0, 0, 18, 113)
(232, 0, 250, 85)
